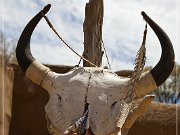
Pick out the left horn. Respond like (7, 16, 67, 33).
(16, 4, 52, 85)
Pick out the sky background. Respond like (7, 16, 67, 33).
(1, 0, 179, 71)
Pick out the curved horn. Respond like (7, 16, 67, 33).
(16, 4, 52, 85)
(142, 11, 175, 86)
(135, 12, 175, 97)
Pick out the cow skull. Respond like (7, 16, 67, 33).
(16, 4, 174, 135)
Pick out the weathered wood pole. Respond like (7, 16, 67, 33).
(83, 0, 104, 67)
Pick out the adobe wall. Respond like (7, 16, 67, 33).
(128, 102, 179, 135)
(0, 63, 14, 135)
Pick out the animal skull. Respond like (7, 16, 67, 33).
(16, 4, 174, 135)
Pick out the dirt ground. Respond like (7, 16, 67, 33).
(1, 64, 179, 135)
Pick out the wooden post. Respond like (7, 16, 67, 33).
(83, 0, 104, 67)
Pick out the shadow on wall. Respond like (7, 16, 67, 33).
(9, 65, 50, 135)
(0, 64, 179, 135)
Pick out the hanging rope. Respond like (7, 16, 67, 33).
(124, 23, 148, 101)
(117, 23, 148, 128)
(102, 40, 111, 70)
(41, 12, 97, 67)
(77, 57, 82, 67)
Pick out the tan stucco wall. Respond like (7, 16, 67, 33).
(0, 62, 14, 135)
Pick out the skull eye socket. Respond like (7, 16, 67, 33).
(111, 101, 117, 109)
(56, 93, 61, 101)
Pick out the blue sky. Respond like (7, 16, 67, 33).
(1, 0, 179, 71)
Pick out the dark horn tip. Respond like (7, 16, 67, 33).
(141, 11, 149, 22)
(42, 4, 51, 14)
(141, 11, 146, 16)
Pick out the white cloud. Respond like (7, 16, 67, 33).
(31, 42, 81, 66)
(1, 0, 179, 71)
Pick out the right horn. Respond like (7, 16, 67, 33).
(135, 11, 175, 97)
(16, 4, 52, 85)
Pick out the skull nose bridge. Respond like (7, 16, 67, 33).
(85, 69, 133, 134)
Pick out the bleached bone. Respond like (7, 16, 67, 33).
(16, 4, 174, 135)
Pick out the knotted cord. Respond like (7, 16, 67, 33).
(124, 23, 148, 101)
(41, 12, 97, 67)
(102, 40, 111, 70)
(117, 23, 148, 128)
(130, 23, 147, 99)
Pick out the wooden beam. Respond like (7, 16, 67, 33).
(83, 0, 104, 67)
